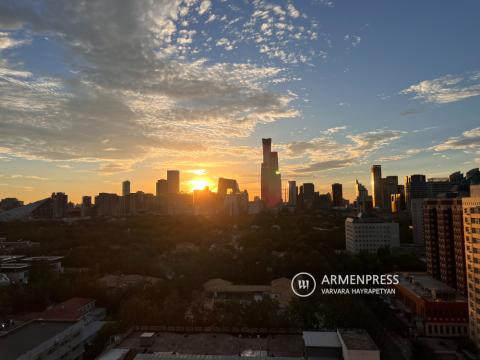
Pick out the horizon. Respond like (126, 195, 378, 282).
(1, 1, 480, 203)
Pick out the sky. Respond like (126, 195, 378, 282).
(0, 0, 480, 203)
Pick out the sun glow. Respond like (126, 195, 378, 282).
(189, 178, 213, 192)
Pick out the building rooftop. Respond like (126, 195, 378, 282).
(395, 272, 465, 302)
(118, 331, 303, 357)
(18, 297, 95, 321)
(337, 329, 378, 351)
(0, 255, 25, 263)
(346, 213, 395, 224)
(0, 320, 77, 360)
(302, 331, 340, 348)
(22, 256, 64, 262)
(134, 356, 301, 360)
(0, 263, 30, 270)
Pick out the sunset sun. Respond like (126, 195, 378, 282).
(189, 178, 212, 192)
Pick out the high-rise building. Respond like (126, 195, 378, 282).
(382, 176, 398, 209)
(332, 183, 343, 207)
(466, 168, 480, 184)
(51, 192, 68, 218)
(390, 193, 405, 213)
(122, 180, 130, 197)
(423, 196, 466, 294)
(81, 196, 92, 217)
(405, 174, 428, 211)
(95, 193, 120, 217)
(371, 165, 383, 208)
(288, 181, 297, 207)
(260, 138, 282, 207)
(411, 198, 425, 246)
(355, 179, 373, 212)
(156, 179, 168, 197)
(167, 170, 180, 194)
(463, 185, 480, 344)
(427, 177, 455, 197)
(217, 178, 240, 197)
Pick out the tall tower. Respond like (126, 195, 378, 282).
(288, 181, 297, 207)
(167, 170, 180, 194)
(260, 138, 282, 208)
(156, 179, 168, 197)
(371, 165, 382, 208)
(332, 183, 343, 207)
(122, 181, 130, 197)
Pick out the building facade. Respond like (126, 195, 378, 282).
(463, 185, 480, 345)
(345, 214, 400, 253)
(423, 197, 466, 294)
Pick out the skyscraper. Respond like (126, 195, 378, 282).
(156, 179, 168, 197)
(332, 183, 343, 207)
(371, 165, 383, 208)
(404, 174, 428, 211)
(288, 180, 297, 207)
(463, 185, 480, 345)
(260, 138, 282, 207)
(167, 170, 180, 194)
(355, 179, 373, 212)
(122, 180, 130, 197)
(51, 192, 68, 218)
(423, 197, 466, 294)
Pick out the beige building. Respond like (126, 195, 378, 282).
(463, 185, 480, 345)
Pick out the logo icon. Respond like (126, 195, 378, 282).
(291, 272, 316, 297)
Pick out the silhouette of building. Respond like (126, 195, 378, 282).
(371, 165, 383, 208)
(354, 179, 373, 213)
(217, 178, 240, 197)
(382, 176, 399, 209)
(463, 185, 480, 345)
(167, 170, 180, 194)
(51, 192, 68, 218)
(94, 193, 120, 217)
(260, 138, 282, 208)
(0, 198, 23, 212)
(405, 174, 428, 212)
(122, 180, 130, 197)
(390, 190, 405, 213)
(332, 183, 343, 207)
(81, 196, 92, 217)
(193, 187, 216, 216)
(288, 181, 297, 207)
(423, 196, 466, 295)
(156, 179, 168, 197)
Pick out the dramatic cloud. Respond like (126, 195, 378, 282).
(431, 127, 480, 151)
(401, 72, 480, 103)
(0, 0, 303, 172)
(284, 129, 406, 174)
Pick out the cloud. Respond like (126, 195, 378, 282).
(401, 72, 480, 103)
(431, 127, 480, 152)
(0, 0, 299, 170)
(296, 159, 355, 173)
(322, 126, 347, 135)
(283, 129, 406, 174)
(198, 0, 211, 15)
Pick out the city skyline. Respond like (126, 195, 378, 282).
(1, 1, 480, 203)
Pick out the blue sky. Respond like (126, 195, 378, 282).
(0, 0, 480, 202)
